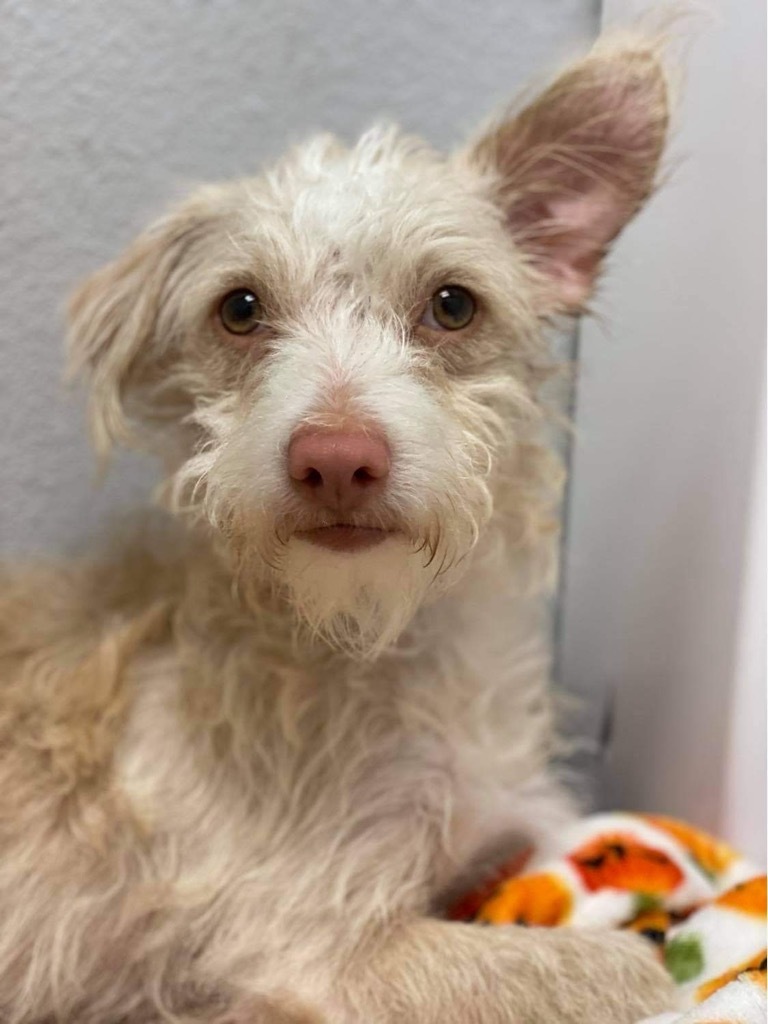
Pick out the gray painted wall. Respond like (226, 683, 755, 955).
(1, 0, 597, 555)
(559, 0, 766, 856)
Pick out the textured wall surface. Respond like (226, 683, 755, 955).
(559, 0, 766, 853)
(1, 0, 596, 554)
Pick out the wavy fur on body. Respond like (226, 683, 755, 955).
(0, 37, 676, 1024)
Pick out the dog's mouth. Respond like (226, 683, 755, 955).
(294, 524, 395, 553)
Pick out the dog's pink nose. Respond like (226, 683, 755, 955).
(288, 429, 390, 509)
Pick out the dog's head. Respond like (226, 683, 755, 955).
(69, 42, 668, 656)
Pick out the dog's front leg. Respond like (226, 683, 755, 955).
(340, 916, 675, 1024)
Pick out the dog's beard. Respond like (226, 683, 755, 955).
(205, 497, 484, 658)
(171, 437, 494, 657)
(278, 533, 452, 658)
(169, 391, 499, 657)
(170, 452, 483, 656)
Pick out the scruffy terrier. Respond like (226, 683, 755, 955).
(0, 35, 675, 1024)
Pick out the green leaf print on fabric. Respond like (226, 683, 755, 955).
(665, 935, 705, 983)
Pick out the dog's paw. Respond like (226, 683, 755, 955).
(537, 928, 677, 1024)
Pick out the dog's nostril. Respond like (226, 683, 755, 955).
(287, 428, 390, 505)
(304, 467, 323, 487)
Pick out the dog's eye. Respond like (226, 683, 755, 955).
(422, 286, 476, 331)
(219, 289, 264, 335)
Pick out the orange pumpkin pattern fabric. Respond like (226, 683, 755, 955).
(714, 876, 767, 916)
(568, 832, 684, 895)
(448, 812, 766, 1023)
(643, 815, 739, 880)
(475, 871, 573, 927)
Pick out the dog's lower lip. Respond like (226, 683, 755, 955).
(296, 525, 392, 552)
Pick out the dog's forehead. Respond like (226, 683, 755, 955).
(200, 128, 512, 316)
(237, 129, 496, 260)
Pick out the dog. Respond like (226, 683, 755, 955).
(0, 34, 676, 1024)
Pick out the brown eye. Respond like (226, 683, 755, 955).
(219, 289, 264, 335)
(422, 285, 476, 331)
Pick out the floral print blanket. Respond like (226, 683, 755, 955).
(449, 813, 766, 1024)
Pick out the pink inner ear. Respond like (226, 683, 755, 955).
(474, 48, 668, 311)
(515, 183, 632, 307)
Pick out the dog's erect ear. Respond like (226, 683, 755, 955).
(67, 206, 211, 459)
(462, 40, 669, 311)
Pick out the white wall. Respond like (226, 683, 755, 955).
(0, 0, 595, 555)
(721, 392, 766, 861)
(560, 0, 766, 860)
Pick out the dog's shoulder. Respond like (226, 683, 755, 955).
(0, 541, 181, 661)
(0, 544, 182, 793)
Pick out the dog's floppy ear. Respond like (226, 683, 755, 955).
(462, 39, 669, 311)
(67, 206, 211, 460)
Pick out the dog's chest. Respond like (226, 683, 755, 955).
(116, 649, 461, 910)
(112, 631, 558, 985)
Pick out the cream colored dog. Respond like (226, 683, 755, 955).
(0, 36, 675, 1024)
